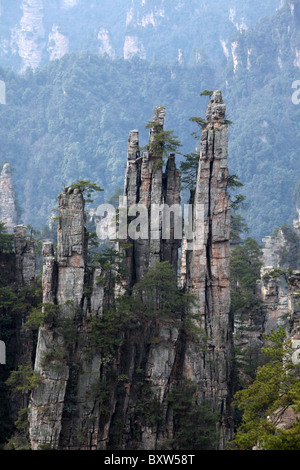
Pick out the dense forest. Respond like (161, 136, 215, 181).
(0, 0, 300, 453)
(1, 1, 300, 241)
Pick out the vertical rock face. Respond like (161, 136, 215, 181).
(48, 25, 69, 62)
(28, 97, 234, 450)
(121, 96, 233, 449)
(56, 187, 87, 309)
(14, 225, 36, 288)
(13, 0, 45, 71)
(0, 163, 18, 234)
(120, 110, 183, 449)
(29, 187, 103, 450)
(184, 90, 233, 447)
(123, 107, 181, 284)
(3, 225, 36, 428)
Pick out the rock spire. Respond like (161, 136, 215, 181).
(0, 162, 18, 233)
(184, 90, 233, 446)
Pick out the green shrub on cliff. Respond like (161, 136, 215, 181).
(230, 328, 300, 450)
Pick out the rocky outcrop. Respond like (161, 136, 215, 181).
(27, 94, 234, 450)
(98, 28, 116, 59)
(28, 187, 104, 450)
(12, 0, 45, 71)
(0, 163, 18, 234)
(0, 224, 36, 433)
(14, 225, 35, 288)
(256, 216, 300, 335)
(123, 107, 181, 284)
(47, 25, 69, 62)
(183, 90, 233, 447)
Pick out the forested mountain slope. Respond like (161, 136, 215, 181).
(0, 55, 214, 229)
(0, 0, 280, 71)
(223, 0, 300, 238)
(0, 0, 299, 241)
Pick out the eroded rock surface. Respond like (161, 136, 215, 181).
(0, 163, 18, 234)
(28, 96, 234, 450)
(184, 90, 233, 447)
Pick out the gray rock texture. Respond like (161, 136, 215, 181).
(184, 90, 233, 447)
(0, 163, 18, 234)
(123, 107, 181, 285)
(29, 187, 104, 450)
(14, 225, 36, 288)
(27, 96, 235, 450)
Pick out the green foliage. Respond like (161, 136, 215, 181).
(69, 179, 103, 204)
(230, 237, 263, 315)
(14, 407, 29, 431)
(86, 260, 197, 365)
(40, 345, 68, 372)
(200, 90, 214, 97)
(0, 222, 14, 253)
(133, 261, 193, 322)
(96, 246, 129, 310)
(230, 237, 264, 385)
(165, 380, 220, 450)
(0, 281, 42, 351)
(24, 302, 59, 331)
(3, 432, 31, 450)
(262, 268, 286, 281)
(188, 116, 208, 141)
(278, 224, 300, 270)
(85, 310, 125, 365)
(86, 377, 114, 418)
(230, 328, 300, 450)
(228, 174, 244, 190)
(227, 174, 248, 244)
(6, 363, 41, 393)
(179, 151, 199, 190)
(134, 378, 163, 429)
(230, 214, 249, 245)
(144, 114, 182, 164)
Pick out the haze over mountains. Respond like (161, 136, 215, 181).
(0, 0, 281, 70)
(0, 0, 299, 241)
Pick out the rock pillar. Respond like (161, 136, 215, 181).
(123, 107, 181, 284)
(28, 186, 103, 450)
(0, 163, 18, 234)
(184, 90, 233, 447)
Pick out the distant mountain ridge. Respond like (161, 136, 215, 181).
(0, 0, 280, 71)
(1, 0, 300, 243)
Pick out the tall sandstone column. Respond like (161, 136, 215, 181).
(28, 95, 234, 450)
(123, 107, 181, 284)
(184, 90, 233, 447)
(29, 187, 103, 450)
(0, 162, 18, 233)
(121, 108, 182, 448)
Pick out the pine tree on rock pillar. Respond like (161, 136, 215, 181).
(184, 90, 233, 448)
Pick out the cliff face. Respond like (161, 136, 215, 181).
(0, 224, 36, 435)
(2, 88, 298, 450)
(184, 91, 233, 445)
(0, 0, 279, 71)
(26, 91, 234, 450)
(29, 187, 104, 450)
(0, 163, 18, 234)
(232, 213, 300, 435)
(123, 106, 181, 284)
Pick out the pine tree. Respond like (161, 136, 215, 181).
(230, 328, 300, 450)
